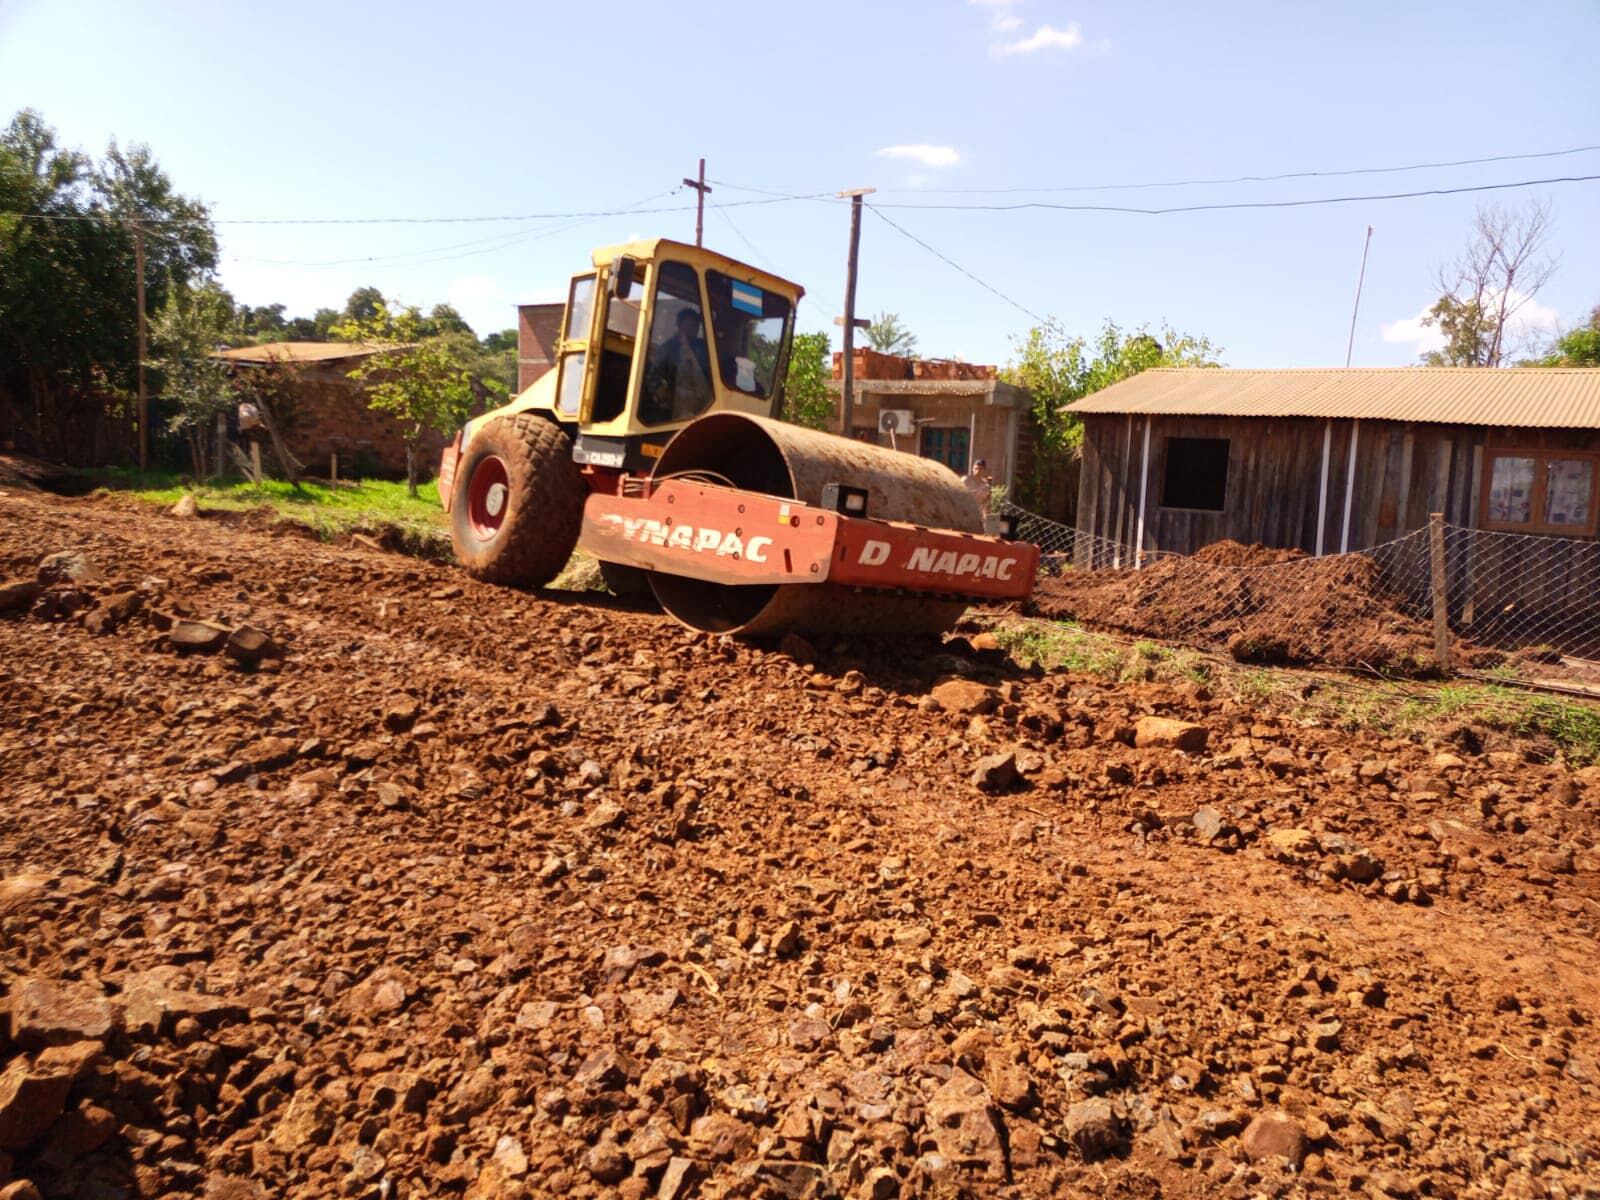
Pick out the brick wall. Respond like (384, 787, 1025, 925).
(518, 303, 565, 391)
(831, 348, 912, 381)
(830, 350, 998, 383)
(262, 366, 449, 480)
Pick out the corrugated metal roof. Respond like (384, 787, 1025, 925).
(214, 341, 392, 365)
(1069, 367, 1600, 429)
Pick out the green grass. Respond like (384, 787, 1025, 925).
(993, 622, 1129, 678)
(79, 468, 447, 542)
(992, 615, 1600, 766)
(1512, 696, 1600, 764)
(995, 622, 1212, 689)
(1319, 680, 1600, 765)
(1234, 668, 1276, 705)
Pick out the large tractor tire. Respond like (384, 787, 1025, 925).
(451, 413, 586, 587)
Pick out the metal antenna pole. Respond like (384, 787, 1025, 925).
(837, 188, 875, 437)
(682, 158, 712, 247)
(1345, 225, 1374, 368)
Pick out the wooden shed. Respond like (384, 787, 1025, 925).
(1070, 368, 1600, 649)
(1073, 368, 1600, 555)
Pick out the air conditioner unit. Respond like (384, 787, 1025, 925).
(878, 409, 916, 436)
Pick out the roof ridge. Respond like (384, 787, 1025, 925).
(1146, 365, 1599, 374)
(1073, 364, 1600, 428)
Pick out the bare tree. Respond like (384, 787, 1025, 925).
(1422, 199, 1557, 366)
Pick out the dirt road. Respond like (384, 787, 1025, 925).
(1, 488, 1597, 1199)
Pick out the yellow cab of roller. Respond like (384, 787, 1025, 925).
(474, 238, 805, 478)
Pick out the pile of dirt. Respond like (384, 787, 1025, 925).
(1029, 540, 1445, 675)
(2, 492, 1599, 1199)
(1190, 541, 1306, 569)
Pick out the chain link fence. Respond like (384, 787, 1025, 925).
(1002, 501, 1600, 684)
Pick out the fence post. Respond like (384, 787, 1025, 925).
(1429, 512, 1451, 673)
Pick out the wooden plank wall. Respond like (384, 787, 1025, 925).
(1074, 413, 1600, 650)
(1453, 427, 1600, 651)
(1075, 414, 1599, 554)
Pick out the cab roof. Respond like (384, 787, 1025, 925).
(590, 238, 804, 302)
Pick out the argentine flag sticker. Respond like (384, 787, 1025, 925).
(730, 281, 764, 316)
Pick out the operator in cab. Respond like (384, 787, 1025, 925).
(645, 307, 714, 423)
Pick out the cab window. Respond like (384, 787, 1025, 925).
(592, 266, 643, 424)
(641, 261, 713, 426)
(565, 276, 595, 343)
(705, 270, 791, 398)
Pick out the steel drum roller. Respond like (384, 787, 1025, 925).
(646, 413, 983, 636)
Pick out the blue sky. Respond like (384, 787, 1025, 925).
(2, 0, 1597, 368)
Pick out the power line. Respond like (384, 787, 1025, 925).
(867, 174, 1600, 214)
(710, 144, 1600, 200)
(866, 205, 1044, 324)
(709, 202, 772, 270)
(229, 188, 682, 268)
(14, 170, 1589, 237)
(874, 142, 1600, 195)
(1, 192, 832, 227)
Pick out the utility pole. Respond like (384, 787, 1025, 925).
(134, 222, 149, 471)
(837, 187, 874, 438)
(1344, 225, 1374, 368)
(682, 158, 712, 247)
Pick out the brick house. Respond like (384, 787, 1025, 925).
(828, 349, 1052, 509)
(215, 342, 447, 479)
(517, 303, 565, 390)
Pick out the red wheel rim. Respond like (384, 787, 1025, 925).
(466, 455, 510, 541)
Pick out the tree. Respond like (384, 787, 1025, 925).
(1536, 304, 1600, 367)
(341, 286, 386, 328)
(1420, 199, 1556, 366)
(335, 303, 475, 496)
(473, 329, 518, 396)
(423, 303, 472, 338)
(865, 311, 917, 356)
(310, 308, 339, 339)
(1004, 319, 1221, 515)
(782, 331, 833, 430)
(150, 280, 235, 478)
(95, 138, 217, 316)
(481, 328, 518, 354)
(241, 303, 287, 339)
(0, 109, 216, 462)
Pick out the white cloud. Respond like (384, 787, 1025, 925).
(876, 143, 961, 168)
(994, 22, 1085, 55)
(1510, 295, 1562, 338)
(969, 2, 1105, 58)
(1381, 291, 1561, 354)
(1381, 307, 1446, 353)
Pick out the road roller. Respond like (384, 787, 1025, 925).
(436, 237, 1038, 636)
